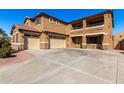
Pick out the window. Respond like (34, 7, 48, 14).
(13, 35, 15, 43)
(35, 19, 41, 25)
(49, 18, 54, 23)
(87, 37, 98, 44)
(87, 17, 104, 27)
(16, 33, 19, 43)
(72, 24, 83, 29)
(87, 20, 104, 27)
(25, 22, 31, 26)
(56, 21, 60, 25)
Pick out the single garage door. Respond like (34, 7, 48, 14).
(50, 37, 66, 48)
(27, 37, 40, 49)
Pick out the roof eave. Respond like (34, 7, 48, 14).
(69, 10, 113, 24)
(32, 12, 68, 25)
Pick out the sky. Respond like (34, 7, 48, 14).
(0, 9, 124, 36)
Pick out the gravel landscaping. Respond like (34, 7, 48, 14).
(0, 51, 33, 67)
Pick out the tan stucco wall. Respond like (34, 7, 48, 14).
(34, 17, 44, 30)
(85, 26, 104, 34)
(69, 13, 113, 49)
(11, 28, 24, 50)
(71, 29, 83, 36)
(42, 16, 67, 34)
(24, 19, 34, 26)
(114, 32, 124, 50)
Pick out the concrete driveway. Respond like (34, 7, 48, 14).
(0, 48, 124, 84)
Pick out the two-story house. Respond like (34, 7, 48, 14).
(11, 10, 114, 50)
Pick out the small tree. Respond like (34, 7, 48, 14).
(0, 28, 11, 58)
(0, 28, 7, 36)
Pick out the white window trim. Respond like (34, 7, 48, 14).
(49, 18, 54, 23)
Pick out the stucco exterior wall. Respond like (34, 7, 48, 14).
(114, 32, 124, 50)
(12, 28, 24, 50)
(85, 25, 104, 34)
(68, 12, 113, 49)
(42, 16, 67, 34)
(34, 17, 44, 31)
(24, 19, 34, 27)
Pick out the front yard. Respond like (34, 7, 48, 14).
(0, 51, 33, 67)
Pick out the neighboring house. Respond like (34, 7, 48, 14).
(114, 32, 124, 50)
(11, 10, 114, 50)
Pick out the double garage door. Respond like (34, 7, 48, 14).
(50, 37, 66, 48)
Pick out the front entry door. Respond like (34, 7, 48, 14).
(72, 37, 82, 48)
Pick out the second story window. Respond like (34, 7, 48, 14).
(49, 18, 54, 23)
(25, 22, 31, 26)
(16, 33, 19, 43)
(13, 35, 15, 43)
(56, 21, 60, 25)
(72, 24, 83, 30)
(35, 18, 41, 26)
(87, 17, 104, 27)
(87, 20, 104, 27)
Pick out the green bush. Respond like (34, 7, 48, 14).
(0, 29, 11, 58)
(0, 46, 11, 58)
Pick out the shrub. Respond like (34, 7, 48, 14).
(0, 46, 11, 58)
(0, 29, 11, 58)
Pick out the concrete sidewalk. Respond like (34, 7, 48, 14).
(0, 48, 124, 84)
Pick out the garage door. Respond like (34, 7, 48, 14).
(28, 37, 40, 49)
(50, 38, 66, 48)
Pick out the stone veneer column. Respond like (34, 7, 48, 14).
(40, 32, 49, 49)
(20, 32, 24, 50)
(102, 34, 110, 49)
(67, 24, 73, 48)
(82, 20, 87, 48)
(102, 13, 113, 49)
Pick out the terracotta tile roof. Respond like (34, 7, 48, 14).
(15, 24, 40, 32)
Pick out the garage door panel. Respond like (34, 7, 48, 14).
(50, 38, 66, 48)
(28, 38, 40, 49)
